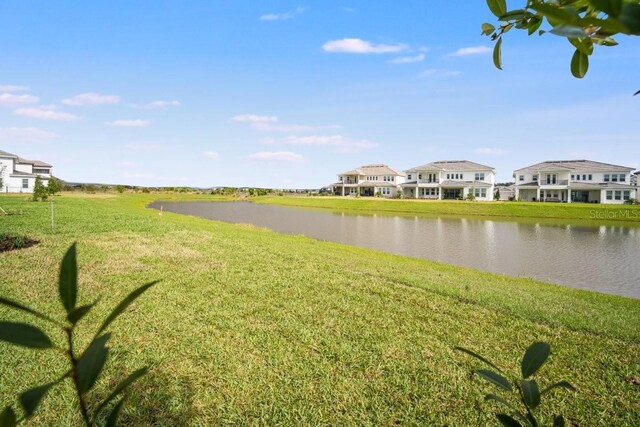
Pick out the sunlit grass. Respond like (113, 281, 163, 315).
(0, 193, 638, 425)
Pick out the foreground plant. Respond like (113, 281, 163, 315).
(0, 243, 158, 426)
(456, 342, 576, 426)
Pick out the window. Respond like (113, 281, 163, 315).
(458, 173, 463, 180)
(615, 191, 622, 200)
(604, 174, 610, 182)
(612, 174, 618, 182)
(588, 174, 592, 180)
(582, 174, 586, 180)
(475, 173, 485, 181)
(620, 174, 626, 182)
(22, 179, 28, 189)
(519, 175, 524, 181)
(407, 174, 412, 180)
(381, 187, 391, 195)
(533, 175, 538, 181)
(623, 191, 630, 201)
(446, 174, 450, 179)
(571, 175, 575, 180)
(606, 191, 613, 200)
(576, 175, 580, 181)
(418, 174, 422, 180)
(339, 177, 343, 182)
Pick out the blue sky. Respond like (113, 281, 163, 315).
(1, 1, 639, 187)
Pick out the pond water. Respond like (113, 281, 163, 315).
(150, 201, 640, 298)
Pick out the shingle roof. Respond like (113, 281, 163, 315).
(440, 180, 493, 188)
(514, 160, 634, 173)
(339, 164, 406, 177)
(9, 170, 37, 177)
(405, 160, 494, 173)
(16, 157, 52, 167)
(0, 149, 18, 158)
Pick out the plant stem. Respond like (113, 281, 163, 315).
(65, 327, 92, 427)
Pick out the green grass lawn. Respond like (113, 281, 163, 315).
(254, 195, 640, 224)
(1, 193, 638, 426)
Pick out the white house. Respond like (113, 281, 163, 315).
(0, 149, 52, 193)
(334, 164, 406, 197)
(401, 160, 496, 200)
(513, 160, 636, 204)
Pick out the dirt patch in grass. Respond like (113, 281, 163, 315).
(0, 234, 39, 253)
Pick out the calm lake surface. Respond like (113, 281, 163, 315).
(150, 201, 640, 298)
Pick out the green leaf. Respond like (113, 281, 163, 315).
(487, 0, 507, 18)
(553, 415, 566, 427)
(0, 321, 53, 349)
(521, 379, 541, 409)
(59, 243, 78, 313)
(105, 397, 126, 427)
(499, 9, 527, 21)
(528, 16, 543, 35)
(550, 24, 587, 38)
(20, 382, 56, 417)
(619, 2, 640, 34)
(541, 380, 577, 394)
(0, 407, 16, 427)
(474, 369, 513, 392)
(67, 300, 98, 325)
(531, 3, 579, 25)
(95, 281, 159, 337)
(0, 297, 59, 325)
(96, 367, 148, 416)
(580, 16, 629, 33)
(493, 37, 503, 70)
(570, 49, 589, 78)
(569, 38, 594, 55)
(521, 342, 550, 378)
(482, 22, 496, 35)
(454, 346, 505, 374)
(77, 333, 110, 394)
(497, 413, 524, 427)
(589, 0, 623, 18)
(485, 394, 518, 412)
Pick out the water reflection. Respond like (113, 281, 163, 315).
(150, 201, 640, 298)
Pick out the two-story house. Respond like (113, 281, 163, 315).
(334, 164, 406, 197)
(401, 160, 496, 200)
(0, 149, 53, 193)
(513, 160, 636, 204)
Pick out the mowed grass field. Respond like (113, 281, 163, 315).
(254, 195, 640, 224)
(0, 193, 639, 426)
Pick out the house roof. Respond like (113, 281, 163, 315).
(405, 160, 494, 173)
(339, 164, 406, 177)
(440, 180, 493, 188)
(514, 160, 634, 173)
(16, 157, 52, 167)
(9, 170, 37, 177)
(0, 149, 18, 158)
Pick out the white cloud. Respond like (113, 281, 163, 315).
(448, 46, 492, 57)
(124, 143, 161, 151)
(62, 93, 119, 106)
(260, 6, 304, 21)
(418, 69, 461, 78)
(475, 147, 505, 155)
(123, 172, 154, 180)
(0, 93, 39, 107)
(265, 135, 377, 153)
(232, 114, 340, 132)
(14, 105, 80, 121)
(131, 100, 181, 109)
(389, 53, 426, 64)
(231, 114, 278, 123)
(323, 38, 407, 54)
(0, 127, 58, 142)
(0, 85, 29, 92)
(203, 150, 220, 160)
(248, 151, 304, 162)
(110, 119, 151, 127)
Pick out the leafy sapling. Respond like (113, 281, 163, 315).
(0, 243, 159, 426)
(456, 342, 576, 427)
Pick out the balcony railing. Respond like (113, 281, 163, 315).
(539, 179, 568, 185)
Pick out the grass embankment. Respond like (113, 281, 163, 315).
(254, 196, 640, 224)
(0, 193, 638, 426)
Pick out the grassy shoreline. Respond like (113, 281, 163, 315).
(253, 196, 640, 224)
(1, 193, 638, 425)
